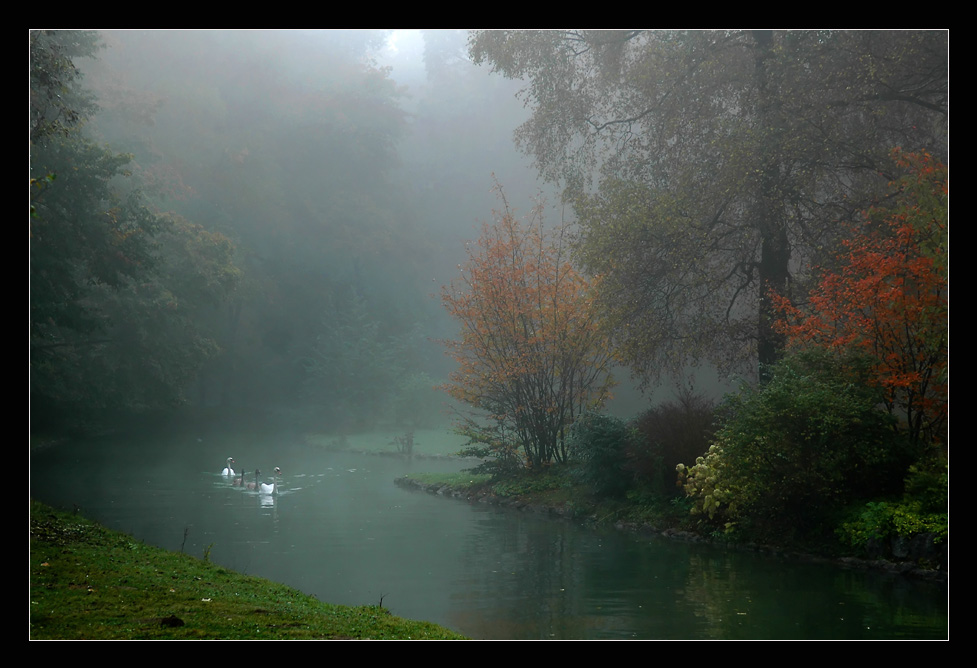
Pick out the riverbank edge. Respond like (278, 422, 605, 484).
(394, 476, 947, 583)
(29, 499, 466, 640)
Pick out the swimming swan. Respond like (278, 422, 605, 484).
(259, 467, 282, 495)
(221, 457, 236, 476)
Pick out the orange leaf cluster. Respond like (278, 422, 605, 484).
(774, 150, 947, 446)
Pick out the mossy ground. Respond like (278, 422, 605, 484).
(402, 466, 691, 531)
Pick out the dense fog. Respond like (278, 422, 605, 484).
(31, 29, 581, 434)
(31, 29, 945, 442)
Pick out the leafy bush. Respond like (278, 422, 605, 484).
(458, 418, 525, 480)
(631, 389, 716, 497)
(837, 500, 947, 566)
(838, 457, 948, 559)
(679, 350, 914, 536)
(902, 457, 949, 513)
(676, 442, 734, 525)
(568, 412, 636, 498)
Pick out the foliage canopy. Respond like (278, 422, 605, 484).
(30, 30, 240, 419)
(470, 30, 948, 382)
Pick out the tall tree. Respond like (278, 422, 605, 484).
(470, 30, 947, 382)
(441, 189, 614, 468)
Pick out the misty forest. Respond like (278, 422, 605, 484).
(30, 30, 947, 640)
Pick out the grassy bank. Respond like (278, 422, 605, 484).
(304, 427, 470, 457)
(29, 500, 465, 640)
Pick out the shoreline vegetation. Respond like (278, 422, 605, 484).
(304, 427, 946, 580)
(393, 467, 947, 583)
(304, 427, 946, 581)
(29, 500, 465, 640)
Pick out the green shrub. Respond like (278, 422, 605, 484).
(903, 457, 949, 513)
(679, 349, 913, 536)
(838, 457, 948, 558)
(568, 412, 635, 498)
(838, 500, 947, 553)
(457, 418, 524, 480)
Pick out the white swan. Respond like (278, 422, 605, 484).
(222, 457, 236, 476)
(259, 467, 282, 495)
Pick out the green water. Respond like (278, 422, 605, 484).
(30, 429, 948, 639)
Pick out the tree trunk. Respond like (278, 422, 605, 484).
(752, 30, 790, 380)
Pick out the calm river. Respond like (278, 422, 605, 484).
(30, 428, 948, 639)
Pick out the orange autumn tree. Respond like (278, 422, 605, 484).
(441, 191, 615, 468)
(775, 150, 947, 448)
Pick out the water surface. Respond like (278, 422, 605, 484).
(30, 429, 948, 639)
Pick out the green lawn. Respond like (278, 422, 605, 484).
(29, 500, 465, 640)
(305, 427, 470, 457)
